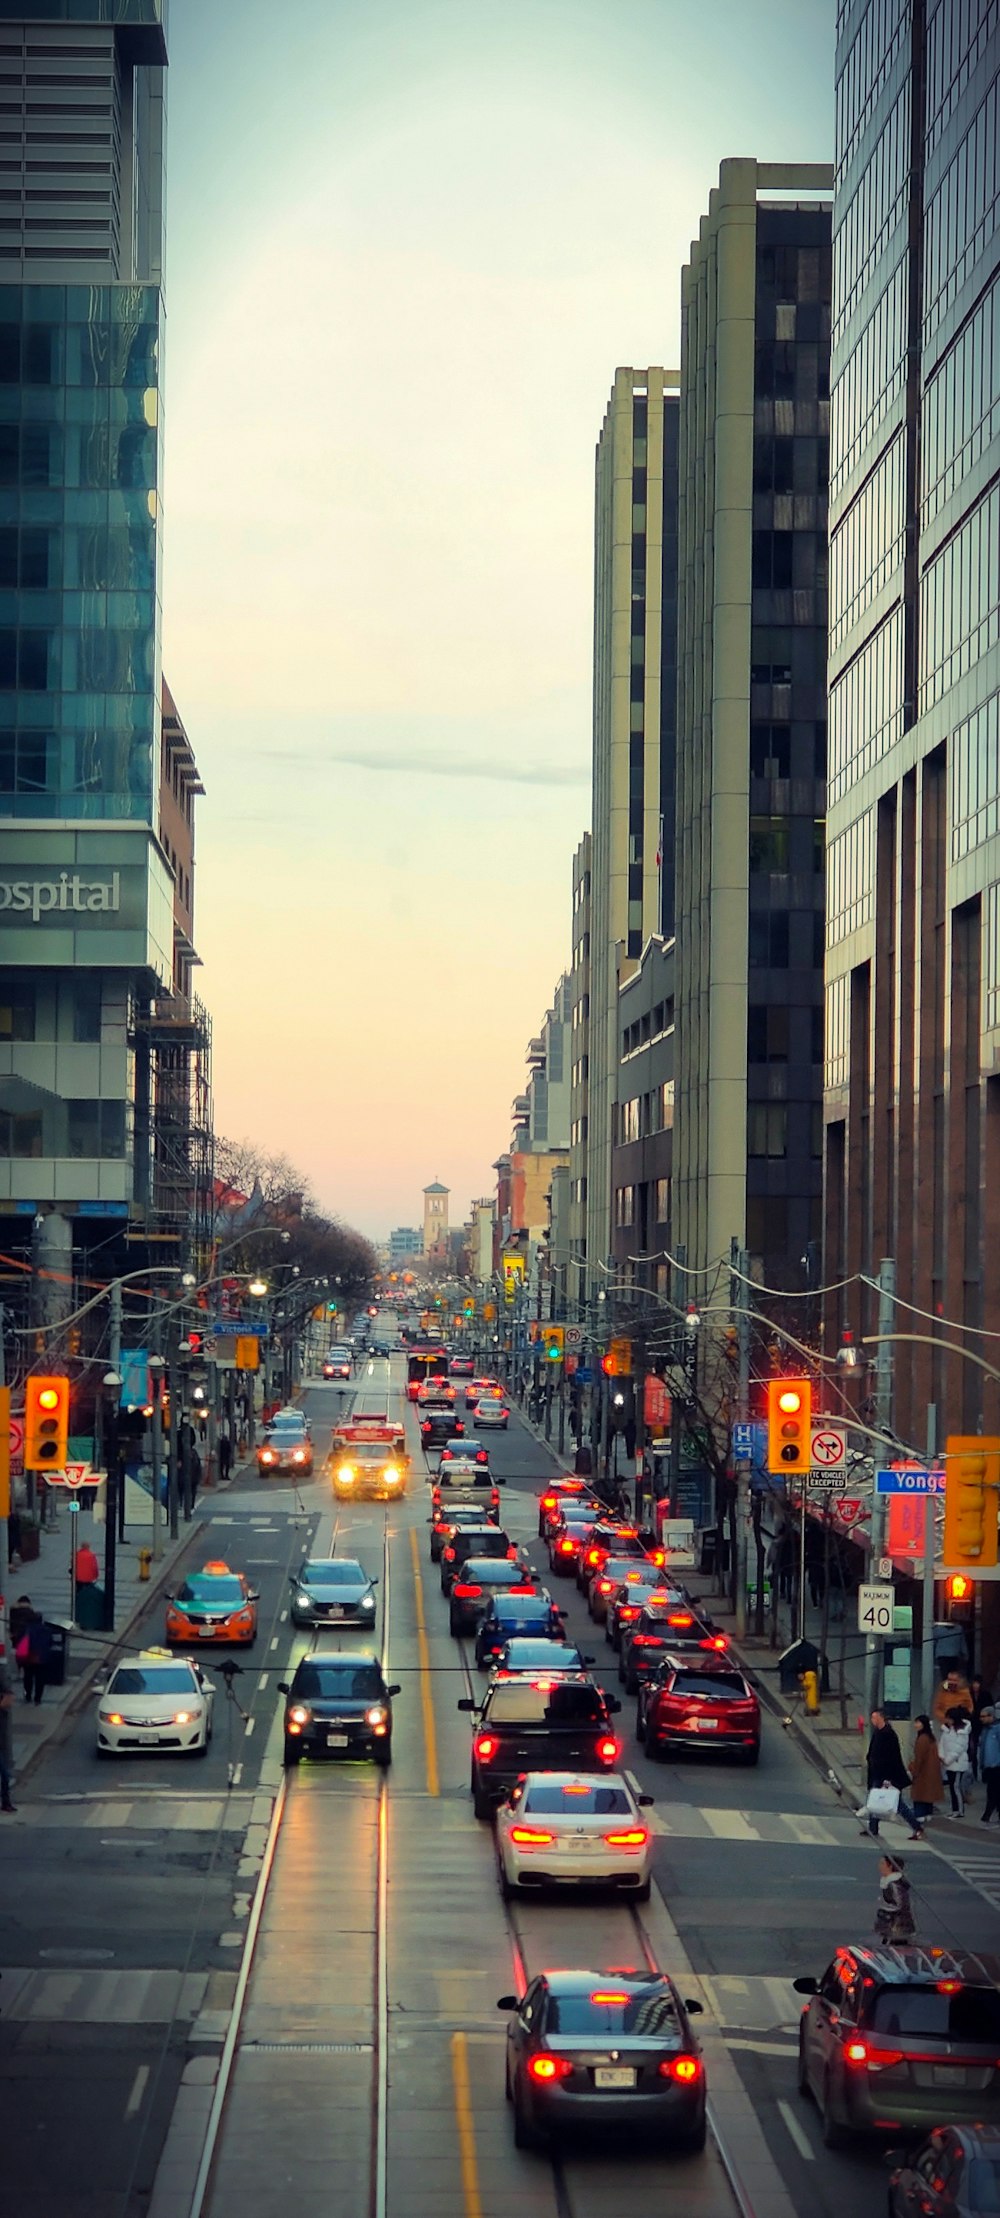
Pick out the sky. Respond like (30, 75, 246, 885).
(162, 0, 835, 1241)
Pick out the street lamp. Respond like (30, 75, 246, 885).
(102, 1370, 123, 1631)
(248, 1277, 268, 1298)
(148, 1353, 165, 1562)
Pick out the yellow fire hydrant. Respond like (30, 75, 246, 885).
(138, 1546, 152, 1582)
(799, 1667, 821, 1715)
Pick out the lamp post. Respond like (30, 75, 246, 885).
(101, 1370, 122, 1630)
(149, 1353, 165, 1562)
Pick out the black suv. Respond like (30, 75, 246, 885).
(794, 1944, 1000, 2147)
(279, 1651, 400, 1768)
(460, 1671, 622, 1819)
(421, 1406, 463, 1448)
(440, 1526, 523, 1595)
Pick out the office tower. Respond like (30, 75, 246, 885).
(673, 158, 832, 1285)
(825, 4, 1000, 1441)
(585, 368, 679, 1290)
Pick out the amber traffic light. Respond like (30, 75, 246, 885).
(24, 1374, 70, 1472)
(943, 1435, 1000, 1569)
(766, 1378, 812, 1473)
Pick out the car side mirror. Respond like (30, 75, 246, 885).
(371, 1575, 379, 1584)
(277, 1682, 290, 1696)
(638, 1794, 654, 1807)
(882, 2149, 906, 2170)
(557, 1609, 568, 1619)
(792, 1976, 818, 1996)
(496, 1994, 518, 2011)
(386, 1684, 401, 1697)
(248, 1591, 260, 1603)
(582, 1655, 595, 1666)
(607, 1697, 622, 1714)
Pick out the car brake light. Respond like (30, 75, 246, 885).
(620, 1606, 638, 1620)
(589, 1991, 631, 2005)
(603, 1828, 648, 1847)
(659, 2055, 702, 2083)
(474, 1734, 496, 1760)
(453, 1583, 482, 1598)
(598, 1579, 613, 1594)
(508, 1584, 535, 1594)
(542, 1494, 556, 1509)
(527, 2055, 573, 2083)
(937, 1980, 961, 1993)
(558, 1538, 575, 1553)
(476, 1451, 487, 1463)
(649, 1549, 666, 1566)
(443, 1547, 455, 1561)
(586, 1548, 600, 1566)
(507, 1547, 517, 1559)
(703, 1634, 729, 1651)
(668, 1613, 694, 1627)
(844, 2041, 867, 2064)
(510, 1826, 556, 1845)
(597, 1737, 619, 1762)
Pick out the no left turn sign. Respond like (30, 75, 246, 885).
(810, 1422, 847, 1471)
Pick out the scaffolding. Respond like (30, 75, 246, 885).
(131, 986, 214, 1270)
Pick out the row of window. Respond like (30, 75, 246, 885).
(0, 623, 154, 693)
(0, 313, 158, 391)
(748, 909, 826, 970)
(615, 1083, 673, 1147)
(748, 1002, 825, 1065)
(951, 685, 1000, 861)
(987, 881, 1000, 1032)
(0, 728, 147, 799)
(571, 1056, 589, 1090)
(926, 0, 1000, 153)
(924, 68, 1000, 342)
(922, 269, 1000, 529)
(750, 722, 828, 778)
(0, 1097, 125, 1159)
(0, 522, 154, 592)
(835, 0, 906, 180)
(833, 81, 910, 346)
(570, 1117, 588, 1148)
(0, 970, 102, 1042)
(614, 1179, 671, 1229)
(0, 419, 156, 492)
(829, 603, 904, 804)
(920, 477, 1000, 713)
(622, 998, 674, 1056)
(749, 815, 825, 874)
(825, 970, 850, 1091)
(831, 254, 907, 495)
(829, 429, 904, 649)
(748, 1103, 823, 1158)
(752, 433, 830, 496)
(828, 808, 875, 944)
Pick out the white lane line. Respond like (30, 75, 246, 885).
(124, 2064, 149, 2120)
(279, 1609, 288, 1622)
(269, 1636, 278, 1651)
(777, 2097, 815, 2160)
(257, 1674, 268, 1692)
(231, 1763, 243, 1787)
(244, 1717, 256, 1738)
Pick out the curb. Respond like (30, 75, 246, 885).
(13, 1518, 205, 1787)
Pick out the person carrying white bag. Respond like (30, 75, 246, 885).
(859, 1709, 925, 1840)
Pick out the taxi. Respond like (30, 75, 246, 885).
(97, 1647, 214, 1758)
(165, 1561, 259, 1646)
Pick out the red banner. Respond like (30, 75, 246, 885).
(644, 1376, 671, 1430)
(887, 1493, 929, 1560)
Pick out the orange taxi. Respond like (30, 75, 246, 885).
(165, 1560, 259, 1646)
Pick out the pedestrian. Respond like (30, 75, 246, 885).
(9, 1596, 33, 1693)
(0, 1652, 16, 1812)
(932, 1667, 973, 1730)
(74, 1541, 99, 1587)
(970, 1675, 995, 1781)
(908, 1715, 945, 1826)
(979, 1708, 1000, 1824)
(874, 1854, 915, 1945)
(938, 1708, 972, 1816)
(861, 1708, 925, 1839)
(190, 1446, 202, 1504)
(218, 1432, 233, 1484)
(21, 1611, 52, 1706)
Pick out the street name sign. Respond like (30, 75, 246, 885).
(875, 1467, 945, 1494)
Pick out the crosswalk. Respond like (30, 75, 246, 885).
(647, 1800, 862, 1847)
(0, 1967, 212, 2023)
(938, 1844, 1000, 1913)
(7, 1792, 260, 1832)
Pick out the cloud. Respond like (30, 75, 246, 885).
(256, 744, 588, 788)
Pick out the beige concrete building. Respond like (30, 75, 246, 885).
(673, 159, 832, 1282)
(586, 368, 679, 1291)
(568, 832, 592, 1310)
(422, 1181, 449, 1257)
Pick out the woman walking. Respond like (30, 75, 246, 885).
(874, 1855, 915, 1945)
(939, 1708, 972, 1816)
(909, 1715, 944, 1828)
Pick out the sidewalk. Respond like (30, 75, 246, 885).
(3, 1498, 204, 1788)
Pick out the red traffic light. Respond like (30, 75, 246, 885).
(947, 1572, 974, 1603)
(601, 1353, 614, 1376)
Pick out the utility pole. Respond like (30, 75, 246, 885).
(667, 1244, 687, 1515)
(733, 1241, 752, 1640)
(864, 1256, 896, 1715)
(102, 1280, 123, 1631)
(922, 1402, 938, 1716)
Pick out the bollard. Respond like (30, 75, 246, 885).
(138, 1545, 152, 1582)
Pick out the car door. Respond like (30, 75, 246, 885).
(808, 1959, 850, 2092)
(510, 1978, 544, 2076)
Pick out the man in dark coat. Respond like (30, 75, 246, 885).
(862, 1708, 924, 1839)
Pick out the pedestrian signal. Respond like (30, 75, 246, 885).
(766, 1378, 811, 1472)
(943, 1435, 1000, 1568)
(24, 1374, 70, 1471)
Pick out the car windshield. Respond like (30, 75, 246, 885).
(491, 1598, 550, 1621)
(967, 2160, 1000, 2212)
(485, 1682, 605, 1723)
(503, 1643, 580, 1667)
(667, 1670, 747, 1698)
(301, 1562, 365, 1587)
(871, 1987, 1000, 2042)
(465, 1562, 526, 1585)
(459, 1533, 507, 1556)
(525, 1783, 632, 1814)
(176, 1575, 244, 1607)
(271, 1417, 306, 1435)
(545, 1988, 679, 2037)
(294, 1662, 383, 1700)
(110, 1665, 198, 1695)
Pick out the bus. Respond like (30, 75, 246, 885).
(406, 1344, 448, 1400)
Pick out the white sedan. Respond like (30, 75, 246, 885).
(97, 1649, 214, 1758)
(495, 1770, 654, 1899)
(473, 1392, 510, 1430)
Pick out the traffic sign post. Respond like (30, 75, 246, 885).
(858, 1582, 894, 1635)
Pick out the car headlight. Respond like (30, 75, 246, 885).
(365, 1705, 388, 1727)
(99, 1709, 123, 1725)
(173, 1709, 201, 1725)
(361, 1594, 375, 1610)
(338, 1466, 355, 1484)
(383, 1468, 399, 1485)
(288, 1704, 311, 1726)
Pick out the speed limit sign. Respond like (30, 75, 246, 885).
(857, 1582, 893, 1634)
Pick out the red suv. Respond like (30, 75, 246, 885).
(638, 1656, 761, 1765)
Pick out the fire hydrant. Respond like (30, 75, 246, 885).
(799, 1667, 821, 1715)
(138, 1546, 152, 1582)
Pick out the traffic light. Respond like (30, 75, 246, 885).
(24, 1374, 70, 1472)
(766, 1377, 812, 1473)
(464, 1300, 474, 1316)
(943, 1435, 1000, 1568)
(601, 1351, 615, 1376)
(946, 1571, 975, 1606)
(327, 1301, 338, 1314)
(544, 1326, 564, 1363)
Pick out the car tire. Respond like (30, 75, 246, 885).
(635, 1704, 646, 1742)
(625, 1670, 639, 1696)
(192, 1737, 209, 1759)
(497, 1855, 513, 1901)
(513, 2092, 544, 2152)
(449, 1611, 463, 1637)
(674, 2113, 707, 2155)
(472, 1782, 493, 1822)
(741, 1744, 761, 1767)
(373, 1745, 392, 1768)
(797, 2030, 812, 2100)
(821, 2074, 846, 2149)
(283, 1742, 302, 1768)
(633, 1877, 651, 1902)
(618, 1654, 627, 1684)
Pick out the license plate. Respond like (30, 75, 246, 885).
(198, 1627, 215, 1638)
(594, 2067, 635, 2088)
(695, 1716, 719, 1730)
(327, 1732, 349, 1748)
(933, 2065, 967, 2086)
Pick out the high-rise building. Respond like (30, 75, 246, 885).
(586, 368, 679, 1290)
(673, 159, 832, 1284)
(825, 4, 1000, 1444)
(567, 831, 591, 1306)
(388, 1228, 421, 1268)
(0, 7, 211, 1305)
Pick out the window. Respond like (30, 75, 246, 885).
(653, 1178, 670, 1222)
(615, 1186, 635, 1228)
(832, 81, 909, 345)
(748, 911, 790, 967)
(0, 1108, 43, 1156)
(952, 690, 1000, 860)
(748, 1104, 788, 1157)
(829, 432, 905, 650)
(830, 258, 906, 496)
(924, 71, 1000, 340)
(829, 606, 904, 804)
(0, 978, 35, 1039)
(751, 724, 790, 778)
(66, 1099, 126, 1159)
(752, 532, 794, 590)
(747, 1004, 789, 1063)
(922, 271, 1000, 526)
(620, 1098, 640, 1144)
(72, 976, 101, 1044)
(749, 816, 790, 872)
(920, 481, 1000, 713)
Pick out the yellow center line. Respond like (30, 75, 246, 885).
(409, 1524, 440, 1797)
(450, 2031, 484, 2218)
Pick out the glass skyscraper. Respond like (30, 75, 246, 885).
(825, 2, 1000, 1446)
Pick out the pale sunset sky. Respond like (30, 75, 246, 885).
(162, 0, 835, 1239)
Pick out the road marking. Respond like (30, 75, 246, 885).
(450, 2031, 484, 2218)
(280, 1609, 288, 1621)
(244, 1717, 256, 1738)
(257, 1673, 268, 1692)
(124, 2063, 149, 2119)
(409, 1526, 439, 1797)
(777, 2097, 815, 2159)
(231, 1763, 243, 1787)
(270, 1636, 278, 1650)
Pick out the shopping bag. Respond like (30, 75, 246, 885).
(866, 1784, 901, 1818)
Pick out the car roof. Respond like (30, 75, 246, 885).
(520, 1769, 631, 1793)
(831, 1944, 1000, 1985)
(464, 1559, 529, 1575)
(537, 1968, 674, 1996)
(299, 1647, 380, 1666)
(304, 1557, 366, 1576)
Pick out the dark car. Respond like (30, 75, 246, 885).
(474, 1589, 566, 1669)
(449, 1354, 475, 1377)
(494, 1638, 592, 1676)
(448, 1558, 538, 1637)
(621, 1597, 723, 1692)
(440, 1526, 525, 1596)
(547, 1513, 599, 1577)
(888, 2125, 1000, 2217)
(421, 1407, 464, 1449)
(429, 1498, 499, 1563)
(795, 1944, 1000, 2147)
(538, 1479, 601, 1540)
(607, 1575, 669, 1651)
(497, 1970, 705, 2152)
(459, 1671, 621, 1817)
(577, 1523, 659, 1597)
(279, 1652, 400, 1768)
(288, 1557, 378, 1628)
(639, 1655, 761, 1763)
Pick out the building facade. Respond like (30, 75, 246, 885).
(825, 1, 1000, 1444)
(389, 1227, 421, 1268)
(673, 159, 832, 1284)
(422, 1180, 449, 1257)
(524, 974, 571, 1152)
(567, 831, 591, 1306)
(0, 6, 213, 1307)
(586, 368, 680, 1289)
(611, 938, 675, 1291)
